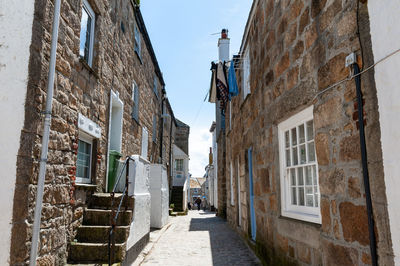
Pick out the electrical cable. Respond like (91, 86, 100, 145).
(314, 47, 400, 100)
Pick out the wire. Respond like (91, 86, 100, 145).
(314, 47, 400, 100)
(356, 0, 365, 70)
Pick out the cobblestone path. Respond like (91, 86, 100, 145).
(140, 210, 261, 266)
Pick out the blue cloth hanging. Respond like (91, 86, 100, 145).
(228, 62, 239, 98)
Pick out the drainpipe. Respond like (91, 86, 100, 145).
(159, 88, 166, 163)
(353, 63, 378, 266)
(29, 0, 61, 265)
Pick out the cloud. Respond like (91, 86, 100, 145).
(189, 126, 211, 177)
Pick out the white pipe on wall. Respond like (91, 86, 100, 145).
(29, 0, 61, 264)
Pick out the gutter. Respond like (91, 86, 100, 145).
(238, 0, 260, 55)
(29, 0, 61, 265)
(131, 1, 165, 86)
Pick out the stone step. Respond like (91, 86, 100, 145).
(69, 242, 125, 264)
(83, 209, 132, 226)
(89, 193, 134, 210)
(76, 225, 130, 244)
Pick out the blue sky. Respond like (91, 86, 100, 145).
(141, 1, 253, 176)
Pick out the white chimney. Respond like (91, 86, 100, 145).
(218, 29, 230, 62)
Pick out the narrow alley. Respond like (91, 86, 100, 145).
(139, 211, 260, 266)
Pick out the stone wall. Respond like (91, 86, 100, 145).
(10, 0, 166, 264)
(224, 0, 393, 265)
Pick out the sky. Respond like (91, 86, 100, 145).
(141, 1, 253, 177)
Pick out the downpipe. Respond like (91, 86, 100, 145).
(29, 0, 61, 265)
(353, 63, 378, 266)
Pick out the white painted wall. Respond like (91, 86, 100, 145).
(172, 144, 188, 187)
(0, 0, 35, 264)
(149, 164, 169, 229)
(127, 155, 151, 250)
(368, 1, 400, 263)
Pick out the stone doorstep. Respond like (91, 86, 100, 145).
(89, 193, 134, 210)
(131, 222, 173, 266)
(69, 242, 125, 264)
(83, 209, 133, 226)
(76, 225, 130, 244)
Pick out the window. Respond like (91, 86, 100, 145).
(278, 106, 320, 223)
(153, 76, 159, 98)
(141, 127, 148, 159)
(76, 133, 93, 184)
(242, 47, 250, 99)
(152, 115, 157, 142)
(134, 23, 141, 58)
(230, 161, 234, 206)
(131, 82, 139, 122)
(175, 159, 184, 172)
(79, 0, 95, 66)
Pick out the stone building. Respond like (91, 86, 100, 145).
(1, 0, 178, 264)
(211, 0, 400, 265)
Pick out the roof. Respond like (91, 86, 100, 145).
(196, 178, 206, 186)
(133, 3, 165, 86)
(190, 179, 201, 189)
(176, 119, 190, 128)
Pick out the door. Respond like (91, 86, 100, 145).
(248, 148, 256, 241)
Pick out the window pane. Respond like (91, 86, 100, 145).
(314, 186, 319, 207)
(308, 142, 315, 162)
(79, 8, 89, 58)
(299, 124, 305, 143)
(297, 168, 304, 186)
(285, 131, 290, 148)
(306, 195, 314, 207)
(298, 187, 305, 206)
(286, 149, 291, 167)
(77, 140, 91, 179)
(291, 128, 297, 145)
(292, 147, 298, 165)
(305, 166, 313, 185)
(307, 120, 314, 141)
(290, 169, 296, 186)
(312, 165, 317, 185)
(300, 144, 306, 164)
(291, 187, 297, 205)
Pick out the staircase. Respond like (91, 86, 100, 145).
(68, 193, 134, 264)
(170, 186, 184, 211)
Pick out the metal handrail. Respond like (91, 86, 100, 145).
(108, 156, 135, 265)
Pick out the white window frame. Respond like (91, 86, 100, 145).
(80, 0, 95, 67)
(175, 159, 184, 172)
(134, 23, 141, 58)
(242, 46, 250, 99)
(278, 106, 321, 224)
(230, 161, 234, 206)
(76, 132, 93, 184)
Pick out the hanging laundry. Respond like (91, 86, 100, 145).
(216, 62, 229, 112)
(228, 61, 239, 98)
(208, 62, 217, 103)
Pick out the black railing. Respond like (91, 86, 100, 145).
(108, 156, 135, 265)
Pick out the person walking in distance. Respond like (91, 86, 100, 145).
(195, 197, 201, 211)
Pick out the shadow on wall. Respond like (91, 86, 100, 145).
(188, 213, 259, 266)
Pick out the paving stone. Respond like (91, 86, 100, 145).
(140, 211, 261, 266)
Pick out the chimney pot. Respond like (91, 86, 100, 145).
(221, 29, 228, 39)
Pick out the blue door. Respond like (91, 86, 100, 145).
(248, 148, 256, 241)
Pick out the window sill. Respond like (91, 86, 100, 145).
(75, 183, 98, 192)
(280, 210, 321, 225)
(79, 57, 99, 79)
(240, 93, 251, 110)
(135, 50, 143, 64)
